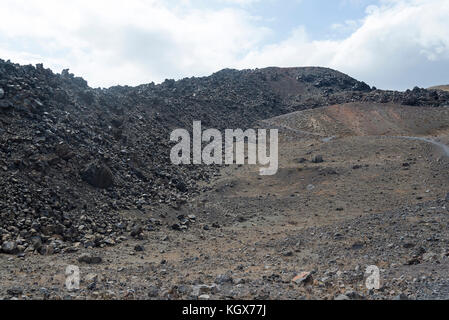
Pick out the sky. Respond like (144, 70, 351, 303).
(0, 0, 448, 90)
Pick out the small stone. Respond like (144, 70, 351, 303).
(65, 246, 79, 253)
(215, 274, 233, 284)
(78, 254, 103, 264)
(86, 273, 98, 282)
(335, 294, 350, 300)
(175, 181, 188, 192)
(103, 238, 116, 246)
(292, 272, 313, 285)
(191, 284, 219, 297)
(130, 225, 143, 237)
(134, 245, 145, 252)
(198, 294, 210, 300)
(351, 242, 364, 250)
(40, 287, 49, 298)
(30, 236, 43, 251)
(406, 257, 421, 265)
(283, 250, 294, 257)
(148, 286, 160, 298)
(39, 245, 54, 256)
(334, 232, 344, 239)
(345, 290, 364, 300)
(422, 252, 437, 262)
(237, 216, 247, 223)
(7, 287, 23, 296)
(307, 184, 315, 191)
(1, 241, 18, 254)
(394, 294, 409, 300)
(103, 290, 116, 299)
(0, 88, 5, 99)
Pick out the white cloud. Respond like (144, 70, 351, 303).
(218, 0, 262, 5)
(1, 0, 449, 90)
(238, 0, 449, 90)
(0, 0, 270, 87)
(331, 19, 361, 34)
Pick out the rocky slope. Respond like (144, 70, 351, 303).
(1, 58, 449, 255)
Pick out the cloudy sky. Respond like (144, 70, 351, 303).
(0, 0, 448, 90)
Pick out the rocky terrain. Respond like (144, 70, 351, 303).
(1, 58, 449, 300)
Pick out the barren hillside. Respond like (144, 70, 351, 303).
(264, 102, 449, 137)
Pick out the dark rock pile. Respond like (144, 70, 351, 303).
(0, 59, 216, 253)
(1, 58, 448, 254)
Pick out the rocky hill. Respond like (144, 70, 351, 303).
(1, 58, 449, 254)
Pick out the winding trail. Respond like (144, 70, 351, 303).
(261, 120, 335, 143)
(262, 119, 449, 157)
(396, 136, 449, 158)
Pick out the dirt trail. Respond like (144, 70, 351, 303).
(264, 117, 449, 157)
(397, 136, 449, 157)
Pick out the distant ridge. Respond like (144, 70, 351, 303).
(429, 85, 449, 92)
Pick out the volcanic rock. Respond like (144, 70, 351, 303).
(81, 162, 114, 189)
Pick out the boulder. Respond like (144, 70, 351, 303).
(1, 241, 18, 254)
(81, 162, 114, 188)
